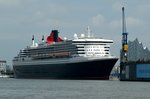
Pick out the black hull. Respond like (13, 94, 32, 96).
(13, 58, 118, 80)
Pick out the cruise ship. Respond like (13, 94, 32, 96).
(13, 27, 118, 79)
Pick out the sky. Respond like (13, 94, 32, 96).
(0, 0, 150, 65)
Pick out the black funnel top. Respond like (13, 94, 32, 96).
(52, 30, 59, 42)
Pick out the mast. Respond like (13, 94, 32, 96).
(42, 35, 44, 42)
(32, 35, 35, 47)
(87, 26, 91, 38)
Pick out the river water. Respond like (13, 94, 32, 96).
(0, 78, 150, 99)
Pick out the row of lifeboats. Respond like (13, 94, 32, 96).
(31, 51, 70, 59)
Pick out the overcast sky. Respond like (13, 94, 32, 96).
(0, 0, 150, 65)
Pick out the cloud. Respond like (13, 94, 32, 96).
(135, 4, 150, 17)
(126, 17, 144, 28)
(0, 0, 20, 6)
(109, 17, 144, 30)
(112, 1, 123, 12)
(109, 20, 121, 30)
(91, 14, 106, 27)
(91, 14, 121, 30)
(0, 1, 69, 39)
(90, 13, 145, 36)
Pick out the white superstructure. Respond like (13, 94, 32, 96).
(73, 27, 114, 58)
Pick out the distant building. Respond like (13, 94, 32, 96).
(0, 60, 7, 73)
(120, 38, 150, 81)
(127, 38, 150, 61)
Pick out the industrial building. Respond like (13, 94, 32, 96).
(0, 60, 7, 74)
